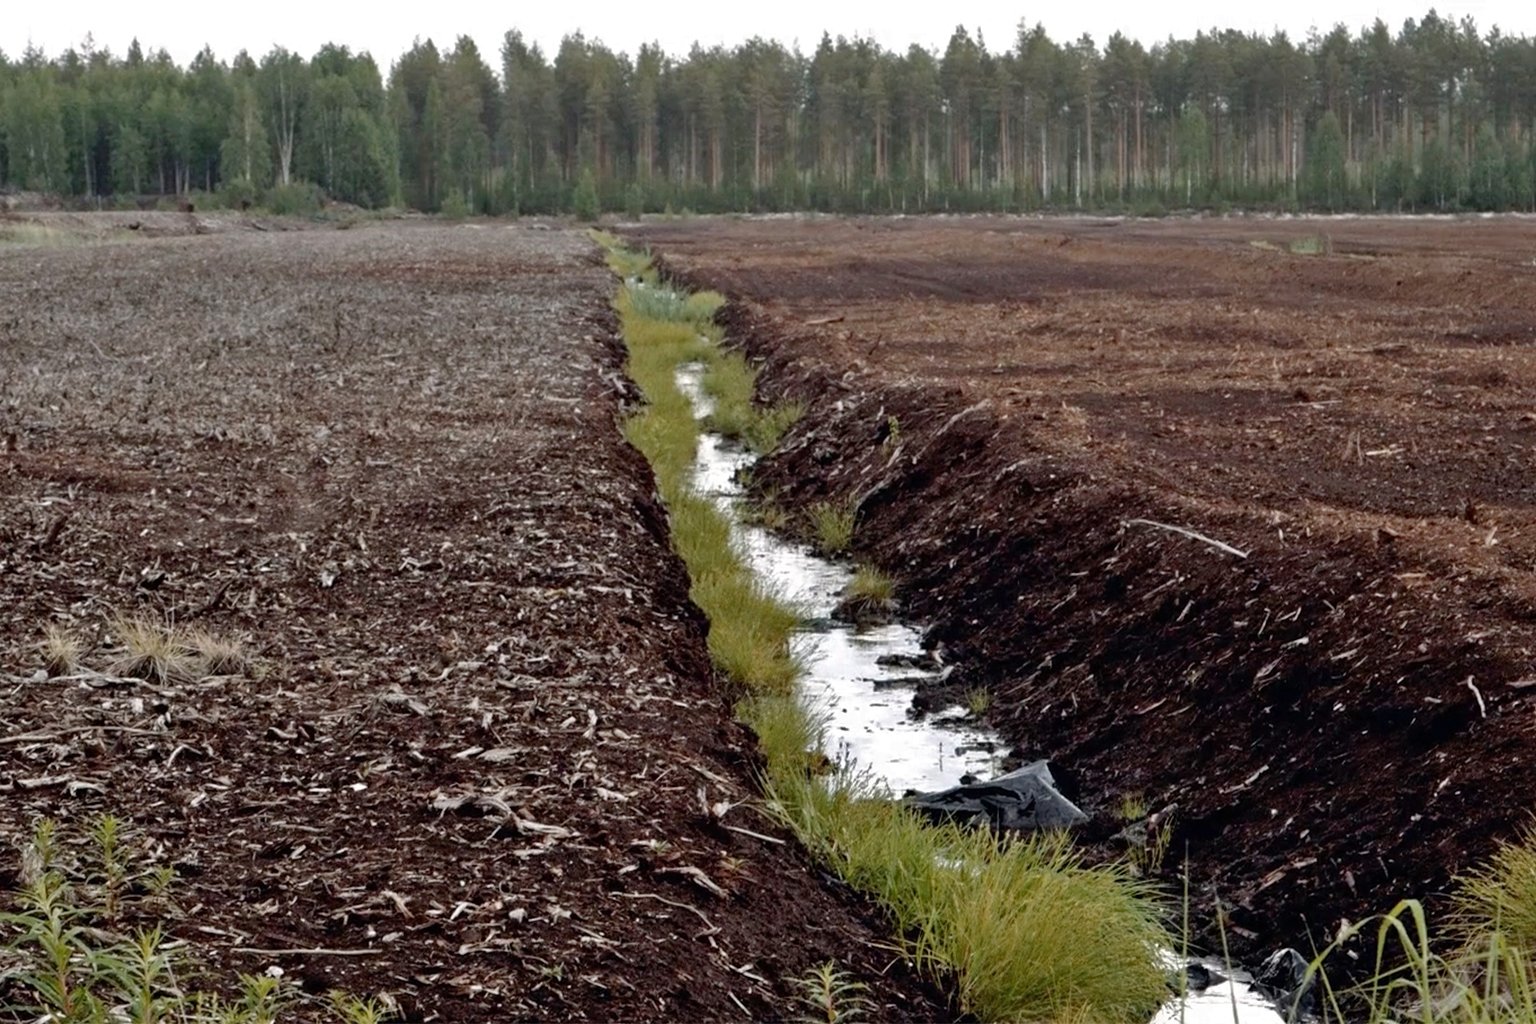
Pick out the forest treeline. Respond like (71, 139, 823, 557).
(4, 12, 1536, 216)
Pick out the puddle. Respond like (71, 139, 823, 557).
(1153, 965, 1289, 1024)
(678, 364, 1002, 795)
(676, 361, 1288, 1022)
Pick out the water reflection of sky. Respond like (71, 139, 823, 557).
(680, 364, 1001, 795)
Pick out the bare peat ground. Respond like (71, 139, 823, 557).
(0, 221, 949, 1021)
(627, 214, 1536, 958)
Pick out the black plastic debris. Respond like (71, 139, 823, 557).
(1252, 947, 1316, 1021)
(907, 761, 1088, 832)
(1178, 962, 1227, 993)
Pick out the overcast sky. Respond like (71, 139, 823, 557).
(6, 0, 1533, 69)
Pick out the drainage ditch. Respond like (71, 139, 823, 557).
(676, 362, 1293, 1024)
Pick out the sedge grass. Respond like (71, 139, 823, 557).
(748, 399, 804, 452)
(109, 615, 199, 685)
(600, 236, 1171, 1023)
(844, 565, 895, 606)
(809, 499, 857, 556)
(184, 627, 252, 676)
(1453, 824, 1536, 952)
(1269, 825, 1536, 1024)
(838, 565, 896, 623)
(703, 350, 762, 440)
(40, 625, 84, 677)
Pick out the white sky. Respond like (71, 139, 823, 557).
(6, 0, 1533, 70)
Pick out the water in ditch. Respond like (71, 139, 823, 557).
(676, 362, 1290, 1023)
(678, 364, 1004, 795)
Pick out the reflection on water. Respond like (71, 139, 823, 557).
(679, 364, 1001, 795)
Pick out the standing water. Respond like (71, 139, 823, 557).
(678, 364, 1003, 794)
(676, 363, 1293, 1023)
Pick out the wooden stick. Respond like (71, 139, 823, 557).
(616, 892, 720, 938)
(723, 824, 785, 845)
(1123, 519, 1249, 559)
(1, 725, 162, 745)
(1466, 677, 1487, 718)
(234, 947, 380, 957)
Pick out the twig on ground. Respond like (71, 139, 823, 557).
(723, 824, 785, 845)
(1, 725, 162, 745)
(1123, 518, 1250, 559)
(616, 892, 721, 938)
(1466, 676, 1487, 718)
(234, 947, 381, 957)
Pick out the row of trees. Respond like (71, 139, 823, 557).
(5, 12, 1536, 214)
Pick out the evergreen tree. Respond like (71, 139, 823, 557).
(1303, 111, 1347, 209)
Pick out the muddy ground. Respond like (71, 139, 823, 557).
(0, 221, 949, 1021)
(627, 214, 1536, 957)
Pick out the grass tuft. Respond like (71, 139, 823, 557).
(701, 349, 802, 453)
(1453, 823, 1536, 952)
(1117, 793, 1150, 822)
(110, 616, 198, 685)
(40, 625, 84, 677)
(0, 222, 82, 246)
(107, 617, 251, 683)
(684, 290, 728, 323)
(838, 565, 896, 624)
(1289, 233, 1333, 256)
(184, 627, 252, 676)
(844, 565, 895, 606)
(964, 686, 992, 718)
(748, 399, 803, 452)
(808, 499, 857, 556)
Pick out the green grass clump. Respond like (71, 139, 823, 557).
(839, 565, 896, 623)
(1271, 827, 1536, 1024)
(620, 283, 694, 323)
(701, 349, 801, 453)
(600, 237, 657, 282)
(808, 499, 857, 556)
(684, 290, 727, 323)
(745, 495, 791, 531)
(964, 686, 992, 718)
(1454, 824, 1536, 952)
(935, 833, 1169, 1022)
(757, 747, 1171, 1023)
(747, 399, 803, 452)
(844, 565, 895, 606)
(703, 350, 761, 438)
(623, 400, 698, 495)
(616, 281, 726, 326)
(1117, 793, 1150, 822)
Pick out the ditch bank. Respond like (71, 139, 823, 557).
(654, 258, 1536, 963)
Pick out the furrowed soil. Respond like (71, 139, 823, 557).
(627, 215, 1536, 957)
(0, 221, 948, 1021)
